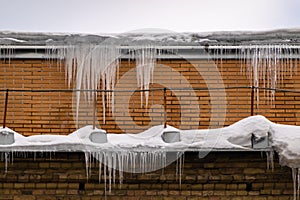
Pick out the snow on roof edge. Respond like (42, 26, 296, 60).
(1, 28, 300, 46)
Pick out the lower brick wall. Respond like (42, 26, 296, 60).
(0, 151, 294, 200)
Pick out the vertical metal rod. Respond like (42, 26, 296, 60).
(3, 89, 9, 128)
(164, 88, 167, 128)
(93, 90, 96, 130)
(251, 86, 255, 116)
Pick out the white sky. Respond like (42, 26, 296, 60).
(0, 0, 300, 34)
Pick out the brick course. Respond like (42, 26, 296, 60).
(0, 152, 294, 199)
(1, 59, 300, 135)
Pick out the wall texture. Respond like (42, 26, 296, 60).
(0, 58, 298, 199)
(0, 59, 300, 135)
(0, 151, 294, 200)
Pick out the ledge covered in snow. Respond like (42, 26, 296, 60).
(1, 115, 300, 169)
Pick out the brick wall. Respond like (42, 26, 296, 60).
(0, 151, 294, 200)
(1, 59, 300, 135)
(0, 42, 299, 200)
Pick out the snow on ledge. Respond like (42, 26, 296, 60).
(0, 115, 300, 168)
(2, 115, 300, 198)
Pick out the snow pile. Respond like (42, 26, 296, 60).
(271, 123, 300, 168)
(2, 115, 300, 198)
(179, 115, 271, 150)
(1, 115, 300, 169)
(0, 118, 280, 155)
(270, 122, 300, 200)
(0, 116, 273, 151)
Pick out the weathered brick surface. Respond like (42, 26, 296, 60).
(0, 152, 294, 199)
(0, 58, 297, 198)
(1, 59, 300, 135)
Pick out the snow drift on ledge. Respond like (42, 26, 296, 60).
(2, 115, 300, 199)
(0, 115, 299, 169)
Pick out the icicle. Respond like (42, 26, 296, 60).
(117, 152, 123, 187)
(220, 46, 223, 71)
(179, 152, 184, 189)
(103, 152, 107, 196)
(61, 44, 120, 126)
(242, 44, 298, 105)
(266, 150, 274, 171)
(82, 149, 182, 195)
(84, 151, 90, 180)
(291, 167, 300, 200)
(98, 152, 102, 183)
(135, 46, 156, 108)
(106, 152, 112, 192)
(175, 152, 184, 189)
(292, 168, 298, 200)
(2, 152, 9, 173)
(298, 168, 300, 200)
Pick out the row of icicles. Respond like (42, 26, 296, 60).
(45, 45, 157, 125)
(239, 45, 299, 103)
(44, 44, 300, 123)
(1, 44, 299, 124)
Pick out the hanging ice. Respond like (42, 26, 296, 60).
(240, 45, 299, 102)
(135, 47, 156, 107)
(45, 43, 159, 125)
(292, 168, 300, 200)
(84, 150, 184, 194)
(46, 44, 121, 125)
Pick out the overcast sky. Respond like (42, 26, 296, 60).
(0, 0, 300, 34)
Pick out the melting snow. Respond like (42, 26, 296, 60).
(0, 37, 27, 43)
(0, 115, 299, 169)
(0, 115, 299, 168)
(1, 115, 300, 198)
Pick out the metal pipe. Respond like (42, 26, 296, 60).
(1, 85, 300, 93)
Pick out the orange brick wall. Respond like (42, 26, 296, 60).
(1, 58, 300, 136)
